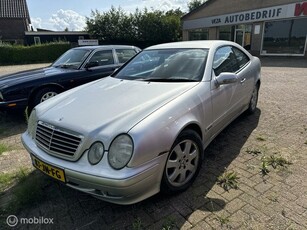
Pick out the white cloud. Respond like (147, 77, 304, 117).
(30, 17, 42, 31)
(49, 9, 86, 31)
(139, 0, 189, 11)
(117, 0, 188, 13)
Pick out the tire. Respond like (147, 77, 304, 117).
(161, 130, 203, 194)
(247, 84, 259, 114)
(28, 87, 60, 113)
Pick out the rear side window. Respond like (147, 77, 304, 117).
(116, 49, 137, 63)
(233, 47, 250, 69)
(213, 46, 240, 76)
(89, 50, 115, 66)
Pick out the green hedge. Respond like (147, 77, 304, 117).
(0, 43, 71, 65)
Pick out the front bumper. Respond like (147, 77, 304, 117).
(0, 98, 28, 110)
(21, 132, 168, 205)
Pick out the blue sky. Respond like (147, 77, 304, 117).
(27, 0, 189, 31)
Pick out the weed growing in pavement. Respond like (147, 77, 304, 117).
(260, 158, 270, 176)
(260, 154, 292, 177)
(161, 217, 176, 230)
(265, 155, 292, 169)
(281, 209, 286, 217)
(217, 170, 239, 192)
(215, 215, 230, 227)
(24, 107, 29, 122)
(246, 148, 262, 156)
(132, 217, 142, 230)
(267, 193, 278, 202)
(256, 135, 266, 141)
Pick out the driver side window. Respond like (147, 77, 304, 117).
(213, 46, 239, 76)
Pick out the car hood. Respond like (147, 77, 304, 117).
(38, 77, 199, 141)
(0, 66, 75, 88)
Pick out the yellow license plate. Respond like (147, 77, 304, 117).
(31, 155, 66, 183)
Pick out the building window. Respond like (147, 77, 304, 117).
(34, 37, 41, 45)
(189, 29, 208, 40)
(219, 25, 252, 50)
(219, 26, 234, 41)
(262, 18, 307, 55)
(234, 25, 252, 50)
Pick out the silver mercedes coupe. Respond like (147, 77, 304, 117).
(22, 40, 261, 205)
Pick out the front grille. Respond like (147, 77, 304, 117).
(35, 121, 82, 157)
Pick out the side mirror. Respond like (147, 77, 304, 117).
(85, 61, 99, 69)
(216, 72, 238, 85)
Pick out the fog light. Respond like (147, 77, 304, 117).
(88, 142, 104, 165)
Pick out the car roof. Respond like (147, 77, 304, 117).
(146, 40, 239, 50)
(74, 45, 139, 50)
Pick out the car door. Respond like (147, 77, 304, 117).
(232, 47, 254, 107)
(210, 46, 244, 134)
(60, 49, 119, 90)
(83, 49, 119, 80)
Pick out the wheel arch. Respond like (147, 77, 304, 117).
(256, 79, 261, 88)
(180, 123, 203, 143)
(28, 83, 64, 106)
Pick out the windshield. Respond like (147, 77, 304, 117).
(114, 48, 208, 82)
(52, 49, 92, 69)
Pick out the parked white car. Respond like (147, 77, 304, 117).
(22, 40, 261, 205)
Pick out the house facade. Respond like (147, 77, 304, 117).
(0, 0, 31, 44)
(182, 0, 307, 57)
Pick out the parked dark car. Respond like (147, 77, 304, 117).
(0, 45, 141, 112)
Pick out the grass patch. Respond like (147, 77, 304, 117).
(0, 143, 11, 155)
(0, 173, 16, 191)
(0, 168, 29, 192)
(0, 170, 48, 215)
(217, 170, 239, 192)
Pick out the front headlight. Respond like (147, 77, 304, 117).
(88, 142, 105, 165)
(28, 109, 37, 139)
(108, 134, 133, 170)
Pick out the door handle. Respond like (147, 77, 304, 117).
(240, 78, 246, 83)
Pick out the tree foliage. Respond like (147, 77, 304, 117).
(86, 7, 184, 47)
(188, 0, 204, 12)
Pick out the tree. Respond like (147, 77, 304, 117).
(86, 7, 135, 42)
(188, 0, 204, 12)
(86, 7, 184, 47)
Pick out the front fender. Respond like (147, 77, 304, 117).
(127, 83, 212, 168)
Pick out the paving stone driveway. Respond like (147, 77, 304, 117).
(0, 58, 306, 229)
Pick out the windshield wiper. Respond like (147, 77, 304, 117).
(53, 64, 75, 69)
(140, 78, 199, 82)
